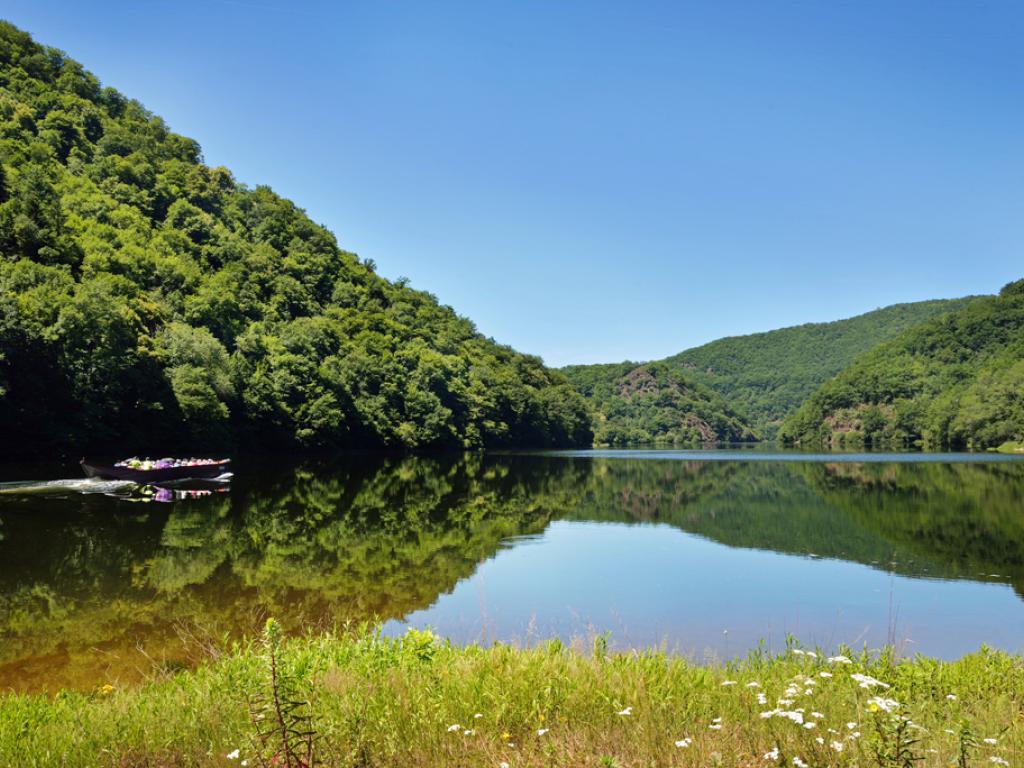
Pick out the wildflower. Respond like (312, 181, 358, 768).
(831, 741, 845, 752)
(945, 729, 957, 735)
(989, 758, 1009, 767)
(760, 709, 803, 724)
(777, 698, 794, 706)
(501, 731, 511, 741)
(464, 729, 475, 736)
(946, 694, 958, 701)
(500, 763, 510, 768)
(867, 696, 899, 713)
(828, 655, 852, 664)
(819, 671, 833, 678)
(474, 713, 483, 718)
(712, 717, 722, 723)
(757, 693, 768, 705)
(536, 728, 548, 736)
(850, 731, 862, 739)
(709, 724, 722, 730)
(447, 724, 462, 732)
(811, 712, 824, 719)
(803, 722, 816, 730)
(806, 651, 818, 659)
(984, 738, 999, 745)
(617, 706, 632, 716)
(846, 722, 857, 730)
(675, 738, 693, 748)
(793, 649, 806, 656)
(851, 673, 890, 689)
(815, 736, 824, 745)
(746, 681, 761, 688)
(793, 757, 808, 768)
(99, 684, 115, 696)
(721, 680, 737, 686)
(763, 747, 780, 761)
(227, 750, 240, 761)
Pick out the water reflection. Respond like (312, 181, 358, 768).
(1, 453, 1023, 691)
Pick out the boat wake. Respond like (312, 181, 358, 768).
(0, 478, 139, 496)
(0, 474, 232, 501)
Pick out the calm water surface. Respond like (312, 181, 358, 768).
(1, 450, 1023, 692)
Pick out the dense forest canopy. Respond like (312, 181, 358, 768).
(562, 299, 971, 445)
(0, 22, 592, 455)
(779, 279, 1024, 450)
(559, 360, 757, 445)
(662, 299, 974, 435)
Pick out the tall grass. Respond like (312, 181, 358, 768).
(1, 625, 1021, 767)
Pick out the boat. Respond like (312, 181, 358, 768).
(80, 458, 231, 482)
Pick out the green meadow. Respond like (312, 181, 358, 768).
(2, 623, 1021, 768)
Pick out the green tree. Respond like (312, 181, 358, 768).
(0, 21, 593, 456)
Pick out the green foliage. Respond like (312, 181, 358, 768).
(560, 360, 757, 445)
(1, 629, 1022, 768)
(246, 618, 319, 768)
(779, 286, 1024, 449)
(0, 21, 591, 453)
(563, 300, 972, 443)
(869, 710, 923, 768)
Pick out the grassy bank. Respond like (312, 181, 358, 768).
(2, 624, 1022, 768)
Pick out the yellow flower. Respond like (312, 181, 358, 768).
(867, 702, 880, 713)
(501, 731, 511, 741)
(99, 684, 115, 696)
(539, 714, 545, 723)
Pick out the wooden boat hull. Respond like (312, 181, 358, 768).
(80, 459, 230, 482)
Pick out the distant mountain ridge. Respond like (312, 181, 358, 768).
(562, 297, 974, 445)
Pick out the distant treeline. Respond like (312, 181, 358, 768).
(559, 360, 757, 446)
(779, 279, 1024, 450)
(561, 298, 977, 446)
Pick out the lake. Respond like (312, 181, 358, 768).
(2, 450, 1023, 692)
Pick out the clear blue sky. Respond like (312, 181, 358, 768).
(7, 1, 1023, 366)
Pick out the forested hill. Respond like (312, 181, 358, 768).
(661, 298, 974, 436)
(779, 279, 1024, 450)
(559, 361, 757, 446)
(0, 22, 592, 456)
(562, 298, 971, 444)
